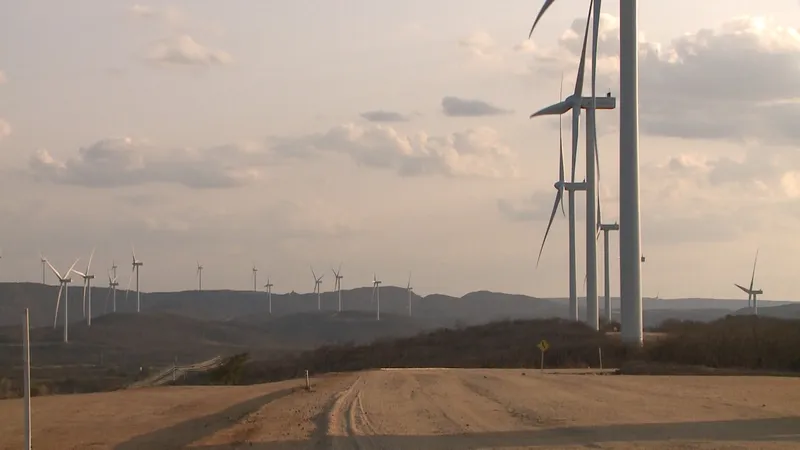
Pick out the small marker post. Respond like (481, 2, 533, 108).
(537, 340, 550, 373)
(305, 370, 310, 391)
(23, 308, 31, 450)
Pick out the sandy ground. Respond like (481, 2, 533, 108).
(2, 369, 800, 449)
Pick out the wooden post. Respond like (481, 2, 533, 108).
(305, 370, 311, 390)
(23, 309, 31, 450)
(598, 347, 604, 370)
(539, 349, 544, 373)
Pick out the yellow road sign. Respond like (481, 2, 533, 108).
(537, 339, 550, 352)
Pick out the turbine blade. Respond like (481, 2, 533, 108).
(311, 267, 316, 280)
(125, 265, 134, 301)
(131, 245, 136, 263)
(45, 259, 62, 279)
(54, 283, 64, 328)
(573, 0, 593, 99)
(558, 127, 566, 217)
(66, 258, 80, 277)
(87, 247, 95, 273)
(528, 0, 558, 38)
(536, 190, 563, 268)
(749, 249, 759, 291)
(571, 106, 580, 183)
(734, 283, 751, 295)
(591, 0, 601, 187)
(530, 101, 570, 118)
(82, 279, 88, 314)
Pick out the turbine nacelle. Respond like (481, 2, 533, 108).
(599, 223, 620, 232)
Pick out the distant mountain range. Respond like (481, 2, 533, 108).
(0, 282, 796, 330)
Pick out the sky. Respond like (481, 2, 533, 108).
(2, 0, 800, 300)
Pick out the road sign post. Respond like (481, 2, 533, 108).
(537, 339, 550, 372)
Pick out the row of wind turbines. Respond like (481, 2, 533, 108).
(528, 0, 764, 334)
(40, 247, 143, 343)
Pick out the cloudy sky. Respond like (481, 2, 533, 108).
(2, 0, 800, 300)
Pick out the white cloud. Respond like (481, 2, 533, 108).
(28, 137, 263, 189)
(271, 123, 518, 179)
(145, 35, 232, 66)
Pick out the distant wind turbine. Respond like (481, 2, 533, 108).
(46, 258, 80, 343)
(40, 253, 47, 285)
(71, 248, 96, 327)
(252, 265, 258, 292)
(371, 273, 382, 321)
(106, 268, 119, 313)
(406, 272, 413, 317)
(734, 249, 762, 315)
(311, 267, 324, 310)
(197, 262, 203, 291)
(126, 246, 143, 313)
(332, 264, 343, 312)
(264, 278, 274, 314)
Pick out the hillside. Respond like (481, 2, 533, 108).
(1, 282, 797, 332)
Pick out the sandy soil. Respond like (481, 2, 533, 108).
(2, 369, 799, 449)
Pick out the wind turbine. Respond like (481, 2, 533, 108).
(406, 272, 413, 317)
(126, 246, 143, 313)
(734, 249, 762, 315)
(332, 264, 343, 312)
(196, 262, 203, 291)
(311, 267, 324, 310)
(529, 0, 643, 345)
(40, 253, 47, 284)
(106, 268, 119, 313)
(264, 278, 274, 314)
(71, 248, 96, 327)
(46, 258, 80, 343)
(251, 265, 258, 292)
(534, 75, 586, 321)
(371, 273, 382, 321)
(529, 0, 616, 330)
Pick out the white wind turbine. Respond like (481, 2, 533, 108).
(46, 258, 80, 343)
(252, 265, 258, 292)
(264, 278, 274, 314)
(734, 249, 762, 315)
(40, 253, 47, 284)
(530, 0, 644, 345)
(530, 0, 616, 330)
(311, 267, 324, 310)
(71, 248, 96, 327)
(371, 273, 382, 321)
(197, 262, 203, 291)
(332, 264, 343, 312)
(105, 268, 119, 313)
(126, 246, 143, 313)
(406, 272, 413, 317)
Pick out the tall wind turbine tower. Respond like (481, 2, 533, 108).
(264, 278, 274, 314)
(252, 265, 258, 292)
(332, 264, 343, 312)
(311, 267, 324, 311)
(197, 262, 203, 291)
(735, 249, 762, 315)
(126, 247, 143, 313)
(371, 274, 382, 321)
(72, 248, 96, 326)
(406, 272, 413, 317)
(45, 258, 80, 343)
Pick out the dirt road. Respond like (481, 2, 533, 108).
(2, 369, 799, 449)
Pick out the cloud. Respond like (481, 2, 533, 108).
(0, 70, 6, 84)
(271, 123, 517, 178)
(129, 4, 157, 19)
(459, 32, 500, 61)
(0, 119, 10, 141)
(360, 110, 410, 123)
(441, 96, 512, 117)
(28, 137, 263, 189)
(497, 191, 560, 222)
(145, 35, 232, 66)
